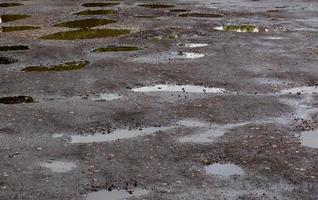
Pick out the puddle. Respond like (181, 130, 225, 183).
(0, 56, 18, 64)
(74, 10, 116, 15)
(179, 12, 224, 18)
(0, 3, 23, 7)
(82, 3, 120, 7)
(0, 96, 34, 104)
(93, 46, 140, 52)
(178, 43, 208, 48)
(170, 9, 191, 13)
(214, 25, 268, 33)
(177, 119, 212, 127)
(0, 14, 30, 23)
(21, 60, 89, 72)
(0, 26, 40, 32)
(132, 84, 225, 93)
(0, 45, 29, 51)
(176, 52, 205, 59)
(41, 161, 76, 173)
(52, 133, 64, 138)
(280, 86, 318, 95)
(300, 130, 318, 149)
(133, 52, 205, 63)
(86, 189, 149, 200)
(87, 93, 122, 101)
(205, 163, 244, 177)
(71, 126, 173, 143)
(55, 18, 115, 29)
(40, 28, 130, 40)
(139, 4, 175, 9)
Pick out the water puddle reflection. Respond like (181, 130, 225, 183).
(86, 189, 149, 200)
(205, 163, 244, 177)
(132, 84, 225, 93)
(214, 25, 269, 33)
(300, 130, 318, 149)
(178, 43, 208, 48)
(41, 161, 76, 173)
(133, 51, 205, 63)
(88, 93, 122, 101)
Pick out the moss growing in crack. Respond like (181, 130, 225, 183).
(0, 56, 18, 64)
(0, 45, 29, 51)
(21, 60, 89, 72)
(0, 96, 34, 104)
(135, 15, 157, 19)
(0, 14, 31, 23)
(74, 10, 116, 15)
(93, 46, 141, 52)
(179, 12, 224, 18)
(82, 2, 120, 7)
(0, 26, 40, 32)
(40, 28, 130, 40)
(139, 4, 175, 9)
(54, 18, 116, 29)
(170, 9, 191, 13)
(0, 3, 23, 7)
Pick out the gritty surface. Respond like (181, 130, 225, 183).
(0, 0, 318, 199)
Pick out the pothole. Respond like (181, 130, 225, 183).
(81, 3, 120, 7)
(132, 84, 225, 93)
(0, 26, 40, 32)
(54, 18, 116, 29)
(0, 14, 30, 23)
(86, 189, 149, 200)
(139, 3, 175, 9)
(0, 45, 29, 51)
(40, 28, 130, 40)
(74, 10, 116, 15)
(0, 96, 34, 104)
(41, 161, 76, 173)
(70, 126, 174, 144)
(205, 163, 244, 177)
(214, 25, 269, 33)
(299, 130, 318, 149)
(21, 60, 89, 72)
(0, 3, 23, 7)
(93, 46, 141, 52)
(0, 56, 18, 64)
(179, 12, 224, 18)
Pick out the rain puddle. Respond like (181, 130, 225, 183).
(21, 60, 89, 72)
(71, 126, 174, 144)
(133, 52, 205, 63)
(300, 130, 318, 149)
(205, 163, 244, 177)
(132, 84, 225, 93)
(0, 56, 18, 64)
(52, 133, 64, 138)
(82, 3, 120, 7)
(0, 96, 34, 104)
(0, 45, 29, 51)
(74, 10, 116, 16)
(0, 3, 23, 7)
(54, 18, 115, 29)
(178, 43, 208, 48)
(93, 46, 140, 52)
(280, 86, 318, 95)
(0, 26, 40, 32)
(170, 9, 191, 13)
(214, 25, 269, 33)
(87, 93, 122, 101)
(41, 161, 76, 173)
(0, 14, 30, 23)
(177, 119, 212, 127)
(86, 189, 149, 200)
(40, 28, 130, 40)
(179, 12, 224, 18)
(139, 4, 175, 9)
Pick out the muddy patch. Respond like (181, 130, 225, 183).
(0, 14, 30, 23)
(132, 84, 225, 93)
(299, 130, 318, 149)
(86, 189, 149, 200)
(54, 18, 115, 29)
(214, 25, 268, 33)
(139, 3, 175, 9)
(0, 45, 29, 51)
(40, 28, 130, 40)
(93, 46, 140, 52)
(0, 96, 34, 104)
(41, 161, 76, 173)
(179, 12, 224, 18)
(74, 10, 116, 15)
(21, 60, 89, 72)
(0, 3, 23, 7)
(0, 26, 40, 32)
(81, 3, 120, 7)
(205, 163, 244, 177)
(0, 56, 18, 64)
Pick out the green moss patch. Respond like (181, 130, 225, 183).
(139, 4, 175, 9)
(54, 18, 116, 29)
(0, 3, 23, 7)
(74, 10, 116, 15)
(170, 9, 190, 12)
(1, 14, 30, 23)
(93, 46, 141, 52)
(179, 12, 224, 18)
(40, 28, 130, 40)
(82, 2, 120, 7)
(0, 45, 29, 51)
(0, 26, 40, 32)
(0, 96, 34, 104)
(21, 60, 89, 72)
